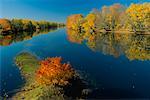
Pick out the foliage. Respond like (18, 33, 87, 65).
(66, 14, 83, 32)
(66, 3, 150, 61)
(84, 13, 96, 29)
(36, 57, 75, 86)
(0, 19, 12, 32)
(82, 13, 96, 36)
(22, 19, 35, 31)
(100, 4, 126, 30)
(0, 18, 65, 34)
(11, 19, 24, 31)
(66, 3, 150, 33)
(126, 3, 150, 32)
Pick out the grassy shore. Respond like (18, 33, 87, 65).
(10, 52, 90, 100)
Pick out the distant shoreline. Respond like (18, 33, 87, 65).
(0, 18, 65, 35)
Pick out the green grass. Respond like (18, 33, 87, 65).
(12, 82, 65, 100)
(15, 52, 39, 75)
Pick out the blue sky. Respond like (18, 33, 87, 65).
(0, 0, 149, 22)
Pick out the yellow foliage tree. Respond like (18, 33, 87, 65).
(82, 13, 96, 39)
(126, 3, 150, 32)
(66, 14, 83, 32)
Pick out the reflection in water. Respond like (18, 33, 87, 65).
(0, 28, 58, 46)
(67, 29, 150, 61)
(0, 28, 150, 98)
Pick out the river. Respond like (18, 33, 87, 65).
(0, 28, 150, 98)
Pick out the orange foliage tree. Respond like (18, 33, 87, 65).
(36, 57, 75, 86)
(0, 19, 12, 32)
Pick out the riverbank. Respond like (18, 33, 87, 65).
(0, 18, 65, 35)
(66, 3, 150, 35)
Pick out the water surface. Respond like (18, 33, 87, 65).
(0, 28, 150, 98)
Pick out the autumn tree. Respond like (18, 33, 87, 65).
(90, 4, 126, 31)
(22, 19, 35, 31)
(101, 4, 126, 30)
(66, 14, 83, 32)
(11, 19, 23, 32)
(126, 3, 150, 32)
(36, 57, 75, 86)
(82, 13, 96, 33)
(38, 20, 49, 29)
(92, 8, 104, 31)
(0, 19, 12, 33)
(31, 20, 40, 29)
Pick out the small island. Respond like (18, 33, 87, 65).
(12, 52, 91, 99)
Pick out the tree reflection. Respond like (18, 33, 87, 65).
(67, 29, 150, 61)
(125, 34, 150, 60)
(0, 28, 58, 46)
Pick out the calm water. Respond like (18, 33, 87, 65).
(0, 28, 150, 98)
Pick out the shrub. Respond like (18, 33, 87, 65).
(36, 57, 75, 86)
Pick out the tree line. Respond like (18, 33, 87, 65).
(0, 18, 65, 34)
(66, 3, 150, 33)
